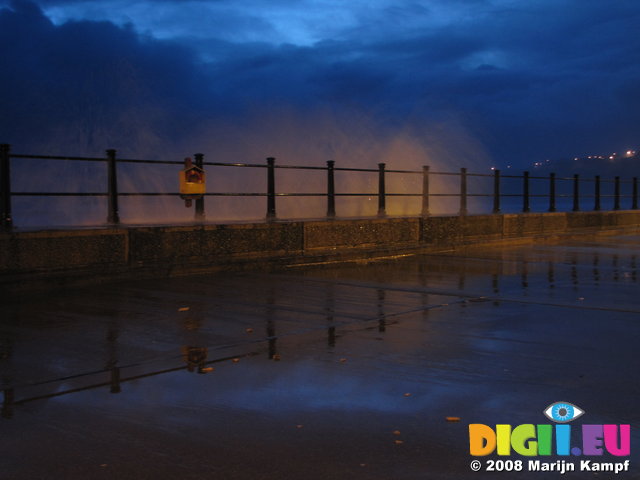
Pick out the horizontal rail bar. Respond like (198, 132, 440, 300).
(334, 167, 379, 173)
(19, 191, 634, 198)
(9, 153, 639, 182)
(383, 169, 423, 174)
(204, 162, 266, 168)
(11, 154, 106, 162)
(466, 173, 495, 178)
(426, 171, 462, 176)
(117, 158, 183, 165)
(273, 164, 329, 171)
(12, 192, 109, 196)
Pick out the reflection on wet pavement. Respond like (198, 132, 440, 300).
(1, 235, 639, 479)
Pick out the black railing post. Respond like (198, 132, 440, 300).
(572, 174, 580, 212)
(106, 149, 120, 225)
(2, 388, 14, 419)
(194, 153, 205, 221)
(377, 163, 386, 217)
(459, 167, 468, 216)
(492, 169, 500, 214)
(421, 165, 430, 217)
(594, 175, 601, 211)
(522, 171, 530, 213)
(266, 157, 276, 221)
(549, 172, 556, 212)
(326, 160, 335, 219)
(0, 144, 12, 232)
(633, 177, 638, 210)
(614, 176, 621, 211)
(110, 367, 121, 394)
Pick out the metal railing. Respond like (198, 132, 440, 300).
(1, 143, 638, 231)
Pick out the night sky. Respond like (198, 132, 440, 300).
(1, 0, 639, 170)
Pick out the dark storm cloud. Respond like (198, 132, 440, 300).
(0, 0, 213, 153)
(1, 0, 639, 165)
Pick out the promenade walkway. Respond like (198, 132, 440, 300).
(1, 234, 638, 479)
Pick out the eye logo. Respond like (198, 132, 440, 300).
(543, 401, 584, 423)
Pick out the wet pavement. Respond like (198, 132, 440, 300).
(1, 234, 639, 479)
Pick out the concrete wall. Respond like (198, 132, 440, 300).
(1, 210, 639, 288)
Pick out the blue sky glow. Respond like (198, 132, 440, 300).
(1, 0, 639, 168)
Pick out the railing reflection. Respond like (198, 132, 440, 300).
(325, 283, 336, 348)
(0, 247, 637, 420)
